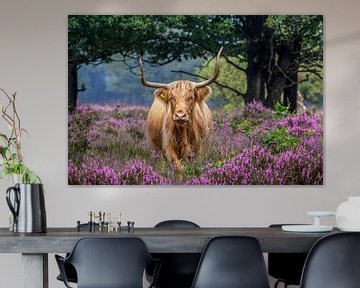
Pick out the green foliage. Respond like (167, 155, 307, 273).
(266, 15, 323, 72)
(68, 15, 245, 69)
(230, 118, 256, 135)
(214, 159, 226, 168)
(68, 15, 154, 65)
(183, 162, 204, 178)
(0, 163, 41, 184)
(70, 137, 89, 156)
(111, 111, 125, 119)
(197, 57, 246, 112)
(263, 127, 300, 153)
(274, 102, 290, 119)
(213, 112, 224, 128)
(299, 72, 323, 104)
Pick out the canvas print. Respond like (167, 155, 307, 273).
(68, 15, 323, 185)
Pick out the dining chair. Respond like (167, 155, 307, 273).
(55, 237, 161, 288)
(191, 236, 270, 288)
(56, 223, 99, 284)
(146, 220, 201, 288)
(300, 232, 360, 288)
(268, 224, 308, 288)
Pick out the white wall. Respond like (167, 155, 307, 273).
(0, 0, 360, 287)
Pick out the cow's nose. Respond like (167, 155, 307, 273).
(175, 111, 187, 119)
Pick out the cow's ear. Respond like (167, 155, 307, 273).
(196, 86, 212, 102)
(154, 88, 169, 102)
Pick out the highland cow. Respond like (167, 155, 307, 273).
(139, 48, 223, 177)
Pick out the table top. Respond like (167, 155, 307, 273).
(0, 227, 340, 254)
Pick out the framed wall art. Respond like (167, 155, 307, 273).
(68, 15, 323, 185)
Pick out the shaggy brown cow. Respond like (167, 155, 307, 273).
(139, 48, 222, 177)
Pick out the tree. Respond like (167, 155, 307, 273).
(265, 15, 323, 112)
(68, 15, 323, 113)
(68, 15, 159, 112)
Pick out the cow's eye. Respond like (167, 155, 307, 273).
(188, 96, 194, 102)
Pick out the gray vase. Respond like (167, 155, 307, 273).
(6, 183, 47, 233)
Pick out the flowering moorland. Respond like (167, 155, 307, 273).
(68, 102, 323, 185)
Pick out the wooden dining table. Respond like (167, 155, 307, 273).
(0, 226, 340, 288)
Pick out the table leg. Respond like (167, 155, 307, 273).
(22, 253, 48, 288)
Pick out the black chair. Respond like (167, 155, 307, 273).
(300, 232, 360, 288)
(191, 236, 270, 288)
(147, 220, 201, 288)
(56, 223, 99, 284)
(55, 237, 160, 288)
(268, 224, 308, 288)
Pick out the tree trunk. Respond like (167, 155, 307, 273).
(283, 72, 298, 113)
(243, 16, 267, 104)
(266, 76, 286, 108)
(265, 42, 293, 108)
(68, 62, 78, 114)
(246, 53, 263, 104)
(283, 38, 301, 113)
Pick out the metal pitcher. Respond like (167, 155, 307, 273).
(6, 183, 47, 233)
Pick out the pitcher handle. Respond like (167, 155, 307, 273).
(6, 186, 20, 224)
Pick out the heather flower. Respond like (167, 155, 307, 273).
(68, 102, 323, 185)
(186, 143, 323, 185)
(242, 100, 273, 122)
(118, 160, 170, 185)
(279, 113, 322, 138)
(68, 159, 120, 185)
(186, 145, 275, 185)
(68, 159, 170, 185)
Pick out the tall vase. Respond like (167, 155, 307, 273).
(6, 183, 47, 233)
(336, 197, 360, 231)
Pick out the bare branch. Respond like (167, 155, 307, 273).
(0, 89, 23, 164)
(223, 56, 247, 73)
(171, 70, 246, 97)
(298, 66, 323, 80)
(283, 73, 310, 89)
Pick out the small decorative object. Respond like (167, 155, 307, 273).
(83, 211, 121, 232)
(336, 197, 360, 231)
(0, 89, 46, 233)
(282, 211, 335, 232)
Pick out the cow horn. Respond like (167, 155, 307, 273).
(138, 58, 169, 89)
(194, 47, 223, 88)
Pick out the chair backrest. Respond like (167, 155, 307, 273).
(150, 220, 201, 287)
(300, 232, 360, 288)
(155, 219, 200, 228)
(268, 224, 308, 285)
(191, 236, 270, 288)
(66, 237, 154, 288)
